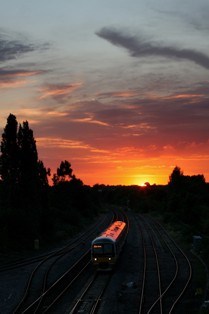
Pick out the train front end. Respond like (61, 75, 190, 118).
(91, 237, 116, 270)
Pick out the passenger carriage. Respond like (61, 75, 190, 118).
(91, 220, 127, 270)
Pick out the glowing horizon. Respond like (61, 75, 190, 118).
(36, 135, 209, 186)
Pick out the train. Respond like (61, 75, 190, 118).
(91, 220, 127, 270)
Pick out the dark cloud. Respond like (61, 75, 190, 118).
(0, 30, 49, 63)
(96, 27, 209, 70)
(0, 67, 46, 88)
(0, 68, 44, 78)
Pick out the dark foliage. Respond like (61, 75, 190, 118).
(52, 160, 73, 185)
(0, 115, 101, 249)
(0, 115, 50, 245)
(49, 166, 100, 241)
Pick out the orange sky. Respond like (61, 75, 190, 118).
(32, 87, 209, 186)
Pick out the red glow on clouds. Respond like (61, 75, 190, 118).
(39, 83, 82, 99)
(0, 79, 27, 89)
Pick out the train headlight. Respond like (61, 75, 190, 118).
(94, 258, 97, 261)
(108, 257, 111, 261)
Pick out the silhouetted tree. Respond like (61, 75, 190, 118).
(38, 160, 51, 188)
(0, 114, 18, 179)
(18, 121, 39, 186)
(57, 160, 73, 180)
(0, 114, 19, 208)
(168, 166, 184, 187)
(0, 115, 50, 240)
(17, 121, 51, 234)
(167, 166, 209, 229)
(52, 160, 73, 185)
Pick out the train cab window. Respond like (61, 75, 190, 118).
(92, 243, 114, 256)
(93, 244, 103, 255)
(103, 244, 114, 255)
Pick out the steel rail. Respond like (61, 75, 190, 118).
(145, 216, 192, 313)
(69, 270, 112, 313)
(135, 215, 147, 314)
(137, 215, 163, 314)
(21, 250, 91, 313)
(144, 216, 179, 313)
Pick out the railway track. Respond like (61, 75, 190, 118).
(20, 250, 92, 313)
(136, 214, 192, 313)
(11, 212, 114, 313)
(136, 215, 163, 313)
(146, 216, 193, 313)
(9, 209, 128, 313)
(68, 211, 129, 314)
(70, 272, 112, 313)
(100, 212, 193, 313)
(0, 213, 113, 273)
(1, 210, 193, 313)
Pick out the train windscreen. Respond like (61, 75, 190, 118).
(92, 243, 114, 256)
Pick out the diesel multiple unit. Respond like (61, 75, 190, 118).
(91, 220, 127, 270)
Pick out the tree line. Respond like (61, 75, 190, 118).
(0, 114, 99, 249)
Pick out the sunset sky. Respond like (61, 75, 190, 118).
(0, 0, 209, 186)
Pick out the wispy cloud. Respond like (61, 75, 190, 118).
(0, 29, 49, 63)
(37, 137, 91, 150)
(0, 68, 44, 88)
(71, 113, 109, 126)
(36, 136, 109, 156)
(96, 27, 209, 70)
(97, 90, 139, 99)
(39, 82, 82, 100)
